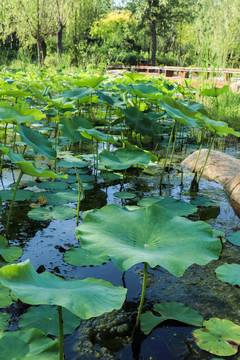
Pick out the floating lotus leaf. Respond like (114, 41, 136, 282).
(0, 260, 127, 318)
(113, 192, 137, 199)
(32, 190, 81, 206)
(37, 181, 68, 190)
(64, 247, 110, 267)
(28, 205, 77, 220)
(227, 232, 240, 246)
(0, 236, 22, 262)
(138, 196, 197, 216)
(0, 189, 34, 201)
(215, 263, 240, 286)
(0, 312, 10, 331)
(0, 328, 59, 360)
(19, 305, 80, 336)
(141, 301, 203, 335)
(16, 125, 56, 159)
(59, 116, 93, 143)
(71, 183, 94, 191)
(57, 155, 87, 168)
(0, 283, 15, 308)
(191, 196, 216, 208)
(77, 204, 221, 275)
(193, 318, 240, 356)
(99, 148, 151, 171)
(100, 172, 123, 181)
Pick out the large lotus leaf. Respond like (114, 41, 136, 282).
(121, 107, 160, 136)
(0, 189, 34, 201)
(0, 148, 61, 178)
(227, 232, 240, 246)
(0, 328, 59, 360)
(0, 236, 22, 262)
(191, 196, 216, 208)
(0, 282, 15, 307)
(138, 196, 197, 216)
(96, 91, 125, 108)
(72, 75, 105, 88)
(0, 260, 127, 318)
(77, 204, 221, 275)
(201, 115, 240, 137)
(64, 247, 110, 267)
(0, 106, 34, 124)
(16, 125, 56, 159)
(123, 140, 158, 163)
(28, 205, 77, 220)
(201, 85, 229, 97)
(57, 154, 87, 169)
(13, 104, 46, 121)
(71, 183, 94, 191)
(141, 301, 203, 335)
(31, 190, 80, 206)
(0, 312, 10, 331)
(193, 318, 240, 356)
(99, 148, 151, 170)
(59, 116, 93, 143)
(79, 128, 119, 144)
(19, 305, 80, 336)
(127, 83, 160, 97)
(215, 263, 240, 286)
(158, 96, 203, 128)
(62, 87, 93, 100)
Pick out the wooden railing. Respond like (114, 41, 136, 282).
(107, 65, 240, 81)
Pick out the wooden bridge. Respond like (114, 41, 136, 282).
(107, 65, 240, 81)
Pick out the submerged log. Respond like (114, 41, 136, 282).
(182, 149, 240, 204)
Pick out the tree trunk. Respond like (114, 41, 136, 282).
(151, 19, 156, 66)
(57, 22, 64, 64)
(40, 37, 47, 64)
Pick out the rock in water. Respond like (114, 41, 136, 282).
(182, 149, 240, 204)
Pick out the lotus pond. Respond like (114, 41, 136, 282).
(0, 68, 240, 360)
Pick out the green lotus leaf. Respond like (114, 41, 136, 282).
(100, 172, 123, 181)
(127, 83, 160, 97)
(27, 205, 77, 220)
(0, 282, 15, 308)
(57, 155, 87, 169)
(0, 312, 10, 331)
(62, 87, 93, 100)
(141, 301, 203, 335)
(16, 125, 56, 159)
(158, 96, 203, 128)
(0, 328, 59, 360)
(123, 140, 158, 163)
(36, 181, 68, 190)
(193, 318, 240, 356)
(122, 72, 147, 82)
(0, 260, 127, 318)
(97, 91, 124, 108)
(99, 148, 151, 171)
(0, 106, 34, 124)
(227, 232, 240, 246)
(138, 196, 197, 216)
(0, 236, 22, 262)
(0, 189, 34, 201)
(64, 247, 110, 267)
(113, 192, 137, 199)
(215, 263, 240, 286)
(13, 104, 46, 121)
(71, 183, 94, 191)
(121, 107, 160, 136)
(201, 116, 240, 137)
(31, 190, 81, 206)
(59, 116, 93, 143)
(79, 128, 119, 144)
(72, 75, 105, 88)
(201, 85, 229, 97)
(19, 305, 80, 336)
(191, 196, 216, 208)
(77, 204, 221, 275)
(0, 89, 31, 99)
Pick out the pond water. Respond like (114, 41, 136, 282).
(0, 141, 239, 360)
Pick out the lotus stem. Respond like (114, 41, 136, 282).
(0, 123, 8, 176)
(159, 122, 175, 187)
(168, 123, 178, 173)
(75, 167, 85, 227)
(6, 170, 23, 238)
(193, 143, 202, 173)
(136, 262, 148, 328)
(197, 132, 216, 185)
(58, 306, 64, 360)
